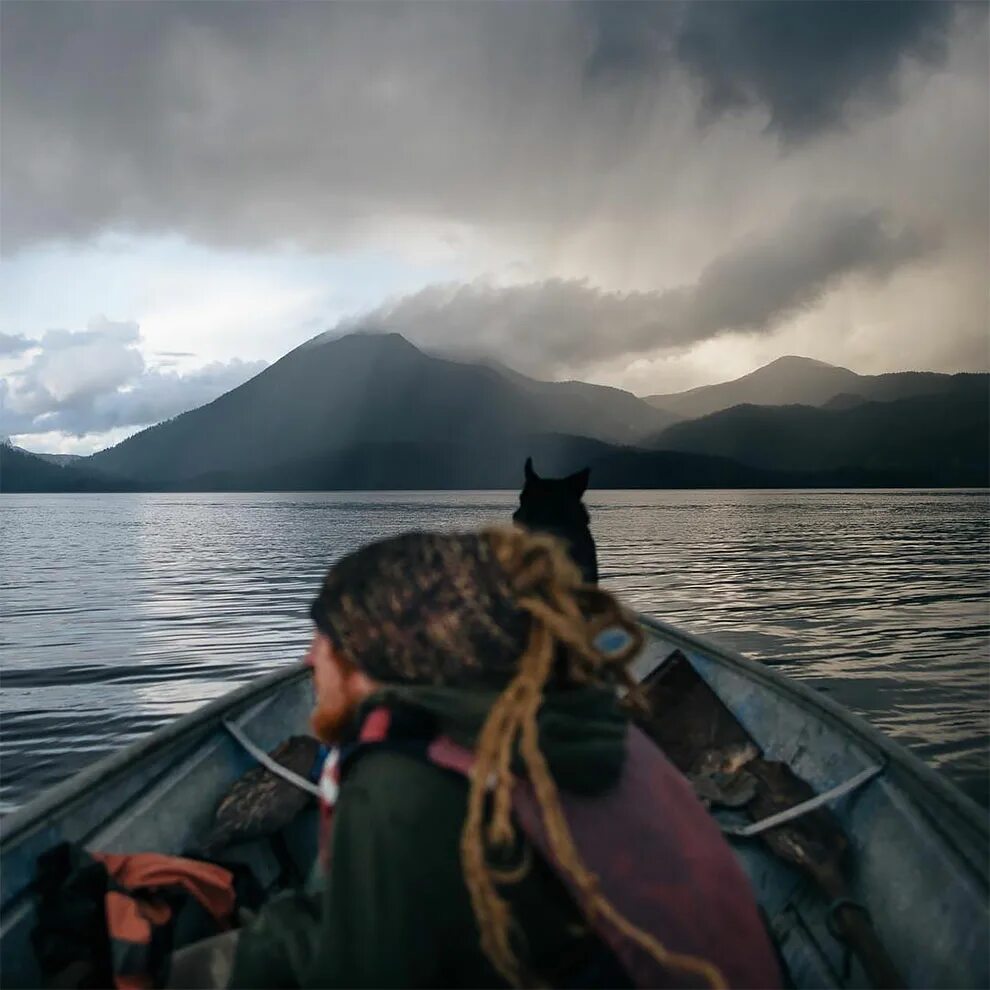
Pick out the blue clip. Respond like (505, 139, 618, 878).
(595, 627, 633, 656)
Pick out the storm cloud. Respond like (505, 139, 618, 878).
(0, 0, 986, 433)
(673, 1, 954, 141)
(0, 319, 265, 438)
(0, 1, 970, 253)
(348, 202, 933, 376)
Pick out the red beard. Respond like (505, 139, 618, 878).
(310, 663, 366, 745)
(310, 695, 359, 745)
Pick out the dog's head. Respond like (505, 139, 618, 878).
(512, 457, 592, 536)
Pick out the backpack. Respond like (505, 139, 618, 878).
(32, 842, 262, 989)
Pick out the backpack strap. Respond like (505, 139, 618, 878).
(318, 706, 437, 869)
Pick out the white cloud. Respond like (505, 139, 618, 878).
(0, 332, 33, 355)
(136, 270, 328, 366)
(36, 328, 143, 406)
(8, 426, 141, 457)
(0, 318, 266, 445)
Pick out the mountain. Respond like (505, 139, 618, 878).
(9, 411, 975, 496)
(4, 443, 85, 467)
(21, 336, 983, 491)
(170, 434, 619, 491)
(159, 433, 939, 492)
(651, 382, 989, 484)
(643, 355, 980, 419)
(425, 347, 681, 437)
(30, 451, 85, 467)
(85, 332, 676, 484)
(0, 443, 133, 492)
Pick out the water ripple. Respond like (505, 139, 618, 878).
(1, 489, 987, 812)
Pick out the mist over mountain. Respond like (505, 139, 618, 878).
(22, 450, 85, 467)
(644, 355, 979, 419)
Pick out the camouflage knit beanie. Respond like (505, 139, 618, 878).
(309, 529, 540, 688)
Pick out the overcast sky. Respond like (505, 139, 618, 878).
(1, 1, 987, 453)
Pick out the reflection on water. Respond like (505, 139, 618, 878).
(1, 490, 987, 812)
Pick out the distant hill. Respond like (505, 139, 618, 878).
(644, 355, 982, 418)
(425, 347, 680, 436)
(651, 383, 989, 484)
(14, 337, 984, 491)
(0, 443, 133, 492)
(9, 419, 977, 494)
(163, 433, 944, 492)
(2, 441, 85, 465)
(0, 436, 745, 493)
(85, 333, 676, 485)
(29, 451, 85, 467)
(173, 434, 619, 491)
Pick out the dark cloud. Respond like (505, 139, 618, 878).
(0, 332, 34, 355)
(0, 318, 265, 438)
(1, 1, 984, 391)
(0, 1, 968, 253)
(346, 202, 932, 376)
(675, 1, 957, 142)
(579, 2, 679, 83)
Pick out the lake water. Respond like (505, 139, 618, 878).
(1, 490, 988, 814)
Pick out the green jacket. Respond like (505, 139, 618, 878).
(228, 686, 629, 988)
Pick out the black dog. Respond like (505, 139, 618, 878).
(512, 458, 599, 584)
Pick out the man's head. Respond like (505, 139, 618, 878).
(309, 529, 536, 692)
(306, 528, 536, 744)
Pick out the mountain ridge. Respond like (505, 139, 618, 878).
(643, 354, 980, 418)
(84, 332, 676, 484)
(0, 442, 135, 492)
(8, 433, 969, 493)
(6, 335, 986, 491)
(652, 384, 989, 480)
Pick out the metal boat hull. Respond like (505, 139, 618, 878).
(2, 617, 986, 988)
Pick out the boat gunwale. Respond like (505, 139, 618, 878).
(0, 662, 310, 849)
(3, 614, 985, 875)
(637, 612, 989, 876)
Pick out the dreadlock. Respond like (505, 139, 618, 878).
(461, 526, 727, 990)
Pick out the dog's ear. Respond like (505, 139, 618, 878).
(566, 467, 590, 496)
(524, 457, 539, 483)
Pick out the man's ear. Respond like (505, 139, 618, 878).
(566, 466, 590, 496)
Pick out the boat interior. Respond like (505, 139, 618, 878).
(1, 618, 987, 989)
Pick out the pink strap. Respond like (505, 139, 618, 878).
(427, 734, 477, 776)
(359, 707, 392, 742)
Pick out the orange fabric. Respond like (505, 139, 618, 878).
(114, 977, 153, 990)
(105, 890, 153, 944)
(92, 852, 235, 928)
(138, 898, 172, 926)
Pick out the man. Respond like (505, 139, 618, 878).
(228, 527, 780, 989)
